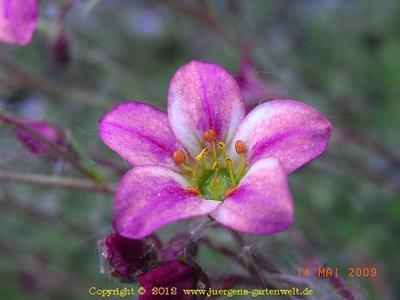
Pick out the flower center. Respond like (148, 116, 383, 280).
(173, 129, 248, 201)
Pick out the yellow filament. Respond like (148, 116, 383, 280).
(212, 161, 219, 171)
(192, 164, 199, 187)
(180, 163, 193, 172)
(211, 141, 217, 161)
(226, 159, 237, 186)
(236, 155, 248, 179)
(218, 142, 226, 165)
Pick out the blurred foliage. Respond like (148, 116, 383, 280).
(0, 0, 399, 299)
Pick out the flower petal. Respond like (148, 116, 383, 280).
(114, 165, 220, 239)
(99, 102, 182, 170)
(211, 158, 294, 234)
(168, 60, 245, 157)
(228, 99, 332, 174)
(0, 0, 38, 45)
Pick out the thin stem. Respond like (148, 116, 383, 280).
(329, 276, 357, 300)
(338, 126, 400, 169)
(0, 240, 89, 294)
(89, 152, 126, 176)
(0, 110, 112, 192)
(0, 170, 113, 193)
(201, 237, 280, 291)
(291, 233, 358, 300)
(157, 0, 240, 48)
(148, 234, 163, 253)
(0, 193, 89, 237)
(228, 229, 280, 274)
(0, 57, 107, 107)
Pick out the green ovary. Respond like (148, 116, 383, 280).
(199, 169, 232, 201)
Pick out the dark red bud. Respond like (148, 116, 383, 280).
(138, 260, 205, 300)
(103, 233, 158, 282)
(52, 34, 71, 68)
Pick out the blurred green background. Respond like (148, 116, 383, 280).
(0, 1, 399, 299)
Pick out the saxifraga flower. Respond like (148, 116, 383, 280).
(99, 60, 332, 239)
(0, 0, 38, 45)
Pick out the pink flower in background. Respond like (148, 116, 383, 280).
(15, 120, 64, 157)
(0, 0, 38, 45)
(236, 55, 283, 112)
(99, 61, 332, 239)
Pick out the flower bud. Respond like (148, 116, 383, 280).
(14, 120, 65, 157)
(138, 260, 205, 300)
(52, 33, 71, 69)
(101, 233, 158, 282)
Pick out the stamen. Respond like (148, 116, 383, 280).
(224, 187, 237, 198)
(226, 158, 237, 186)
(235, 140, 246, 155)
(192, 164, 199, 187)
(204, 129, 218, 142)
(196, 148, 209, 161)
(236, 156, 248, 180)
(218, 141, 226, 163)
(212, 161, 219, 171)
(211, 141, 217, 161)
(186, 186, 200, 196)
(173, 150, 186, 165)
(180, 164, 193, 172)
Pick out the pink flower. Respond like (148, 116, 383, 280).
(15, 120, 65, 157)
(0, 0, 38, 45)
(99, 61, 332, 239)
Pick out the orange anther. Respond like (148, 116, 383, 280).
(235, 140, 246, 154)
(186, 187, 200, 196)
(204, 129, 218, 142)
(224, 187, 237, 198)
(173, 150, 186, 165)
